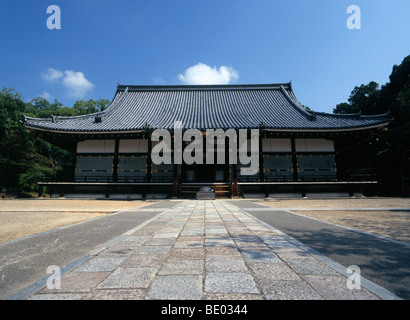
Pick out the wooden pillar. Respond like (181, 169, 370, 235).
(291, 137, 298, 182)
(147, 133, 152, 183)
(73, 152, 77, 182)
(112, 138, 119, 182)
(259, 131, 264, 182)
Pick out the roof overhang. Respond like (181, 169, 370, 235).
(24, 122, 390, 135)
(265, 122, 391, 133)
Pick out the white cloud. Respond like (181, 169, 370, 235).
(41, 68, 63, 82)
(178, 63, 239, 85)
(41, 68, 94, 98)
(40, 91, 52, 100)
(61, 70, 94, 98)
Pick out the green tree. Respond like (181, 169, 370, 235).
(334, 54, 410, 194)
(72, 98, 110, 115)
(25, 97, 111, 118)
(333, 102, 352, 114)
(0, 88, 56, 193)
(380, 55, 410, 193)
(25, 97, 64, 118)
(1, 88, 107, 195)
(333, 81, 381, 114)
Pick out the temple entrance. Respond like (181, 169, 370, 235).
(182, 163, 229, 183)
(180, 163, 232, 198)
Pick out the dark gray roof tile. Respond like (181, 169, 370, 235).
(23, 83, 391, 133)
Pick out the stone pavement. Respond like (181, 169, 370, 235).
(20, 200, 399, 300)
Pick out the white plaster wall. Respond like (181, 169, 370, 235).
(119, 139, 148, 153)
(295, 139, 335, 152)
(76, 140, 115, 153)
(262, 138, 292, 152)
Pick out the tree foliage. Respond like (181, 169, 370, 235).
(334, 54, 410, 194)
(333, 81, 381, 115)
(24, 97, 110, 118)
(0, 89, 110, 196)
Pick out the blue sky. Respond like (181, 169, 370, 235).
(0, 0, 409, 113)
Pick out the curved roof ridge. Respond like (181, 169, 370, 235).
(279, 85, 313, 119)
(22, 110, 106, 124)
(22, 87, 129, 124)
(117, 82, 292, 92)
(22, 115, 54, 122)
(100, 86, 129, 118)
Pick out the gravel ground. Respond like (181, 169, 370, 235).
(263, 197, 410, 209)
(290, 210, 410, 244)
(0, 199, 149, 244)
(0, 199, 148, 212)
(262, 198, 410, 244)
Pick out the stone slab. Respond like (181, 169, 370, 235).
(75, 257, 126, 272)
(205, 256, 248, 273)
(240, 249, 282, 263)
(204, 272, 259, 294)
(98, 268, 157, 289)
(301, 275, 380, 300)
(158, 260, 203, 275)
(248, 262, 301, 281)
(120, 254, 168, 268)
(145, 275, 202, 300)
(40, 272, 111, 293)
(259, 280, 324, 300)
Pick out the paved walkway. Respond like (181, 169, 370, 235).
(7, 200, 401, 300)
(233, 201, 410, 299)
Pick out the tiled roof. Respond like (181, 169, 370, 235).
(22, 83, 391, 133)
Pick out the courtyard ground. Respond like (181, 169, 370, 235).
(1, 198, 407, 300)
(0, 199, 149, 244)
(262, 197, 410, 244)
(1, 197, 409, 245)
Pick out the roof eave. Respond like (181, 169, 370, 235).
(22, 121, 391, 135)
(265, 121, 391, 133)
(22, 124, 147, 135)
